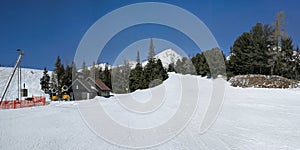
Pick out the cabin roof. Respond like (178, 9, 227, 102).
(70, 78, 96, 93)
(86, 77, 111, 91)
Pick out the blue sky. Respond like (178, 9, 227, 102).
(0, 0, 299, 70)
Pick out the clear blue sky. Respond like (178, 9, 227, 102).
(0, 0, 299, 70)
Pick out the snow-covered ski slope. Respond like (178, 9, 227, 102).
(0, 69, 300, 149)
(0, 67, 49, 100)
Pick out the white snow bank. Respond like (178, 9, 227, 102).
(0, 72, 300, 149)
(0, 67, 51, 100)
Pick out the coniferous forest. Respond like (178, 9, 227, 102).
(41, 11, 300, 95)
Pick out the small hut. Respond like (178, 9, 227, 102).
(86, 77, 111, 97)
(69, 79, 97, 100)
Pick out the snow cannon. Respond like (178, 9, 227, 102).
(61, 85, 70, 101)
(51, 89, 59, 101)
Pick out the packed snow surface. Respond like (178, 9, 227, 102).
(1, 68, 300, 149)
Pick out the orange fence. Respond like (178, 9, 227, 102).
(0, 96, 46, 109)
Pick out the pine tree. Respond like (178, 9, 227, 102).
(204, 48, 226, 78)
(90, 61, 96, 78)
(103, 63, 111, 88)
(293, 46, 300, 80)
(146, 59, 168, 88)
(175, 59, 184, 74)
(157, 59, 168, 80)
(167, 63, 175, 72)
(111, 67, 121, 93)
(191, 54, 200, 75)
(129, 51, 144, 91)
(269, 11, 288, 75)
(62, 64, 72, 87)
(81, 61, 90, 79)
(144, 58, 155, 88)
(40, 67, 50, 93)
(144, 39, 157, 88)
(272, 11, 287, 45)
(250, 23, 270, 74)
(71, 61, 77, 80)
(229, 23, 274, 76)
(276, 37, 294, 78)
(136, 50, 141, 63)
(181, 57, 196, 75)
(53, 56, 65, 90)
(97, 65, 103, 81)
(229, 32, 255, 75)
(148, 38, 155, 60)
(199, 53, 210, 76)
(191, 53, 210, 76)
(111, 61, 130, 93)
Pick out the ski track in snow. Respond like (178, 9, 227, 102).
(1, 68, 300, 149)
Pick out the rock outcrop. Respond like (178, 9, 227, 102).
(229, 74, 299, 88)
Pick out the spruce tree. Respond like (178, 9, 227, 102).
(191, 53, 201, 75)
(53, 56, 65, 90)
(229, 32, 255, 75)
(40, 67, 50, 93)
(97, 66, 104, 81)
(148, 38, 155, 60)
(195, 53, 210, 76)
(250, 23, 270, 74)
(111, 61, 130, 93)
(157, 59, 168, 80)
(276, 37, 294, 78)
(167, 63, 175, 72)
(103, 63, 111, 88)
(136, 50, 141, 64)
(181, 57, 196, 75)
(71, 61, 77, 80)
(90, 61, 96, 78)
(269, 11, 288, 75)
(204, 48, 226, 78)
(293, 46, 300, 80)
(199, 53, 210, 76)
(175, 59, 184, 74)
(144, 38, 157, 88)
(81, 61, 90, 79)
(129, 51, 144, 91)
(62, 64, 72, 87)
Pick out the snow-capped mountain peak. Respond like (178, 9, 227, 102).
(83, 49, 183, 70)
(142, 49, 183, 68)
(155, 49, 183, 65)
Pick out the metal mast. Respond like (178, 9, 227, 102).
(0, 50, 24, 102)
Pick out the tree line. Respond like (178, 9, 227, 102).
(227, 11, 300, 80)
(112, 38, 168, 93)
(189, 11, 300, 80)
(40, 39, 169, 94)
(41, 11, 300, 94)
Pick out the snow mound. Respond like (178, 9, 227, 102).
(0, 67, 50, 100)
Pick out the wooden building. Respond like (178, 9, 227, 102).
(69, 79, 97, 100)
(69, 78, 111, 100)
(86, 77, 111, 97)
